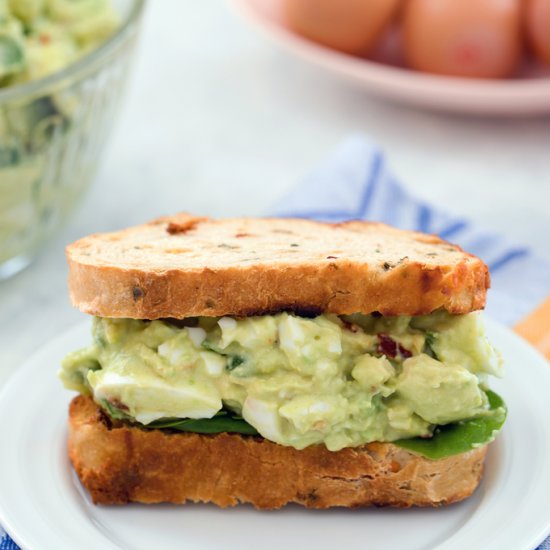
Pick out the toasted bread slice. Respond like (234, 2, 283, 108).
(66, 214, 489, 319)
(68, 395, 487, 508)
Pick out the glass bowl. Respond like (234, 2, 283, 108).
(0, 0, 145, 280)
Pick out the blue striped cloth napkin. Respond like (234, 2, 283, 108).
(2, 136, 549, 549)
(0, 529, 17, 550)
(272, 135, 550, 327)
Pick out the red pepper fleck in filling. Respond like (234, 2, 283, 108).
(377, 333, 412, 359)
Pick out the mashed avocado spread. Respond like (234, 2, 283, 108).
(61, 311, 504, 453)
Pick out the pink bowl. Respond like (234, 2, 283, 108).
(234, 0, 550, 115)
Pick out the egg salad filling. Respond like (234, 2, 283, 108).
(0, 0, 119, 85)
(60, 311, 505, 453)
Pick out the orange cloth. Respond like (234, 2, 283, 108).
(515, 295, 550, 360)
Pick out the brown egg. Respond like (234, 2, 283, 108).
(526, 0, 550, 66)
(403, 0, 522, 78)
(283, 0, 402, 55)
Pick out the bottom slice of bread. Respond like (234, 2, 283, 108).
(68, 395, 488, 509)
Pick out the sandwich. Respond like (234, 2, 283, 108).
(60, 213, 506, 509)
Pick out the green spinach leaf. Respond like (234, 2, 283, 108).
(394, 390, 506, 459)
(99, 401, 259, 436)
(99, 391, 506, 456)
(148, 410, 258, 435)
(100, 399, 133, 421)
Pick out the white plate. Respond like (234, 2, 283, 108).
(233, 0, 550, 115)
(0, 319, 550, 550)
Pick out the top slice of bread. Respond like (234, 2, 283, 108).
(66, 214, 489, 319)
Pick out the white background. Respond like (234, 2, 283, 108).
(0, 1, 549, 386)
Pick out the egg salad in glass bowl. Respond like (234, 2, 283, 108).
(0, 0, 145, 280)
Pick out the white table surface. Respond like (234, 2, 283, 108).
(0, 0, 549, 387)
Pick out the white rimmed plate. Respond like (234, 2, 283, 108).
(0, 318, 549, 550)
(233, 0, 550, 115)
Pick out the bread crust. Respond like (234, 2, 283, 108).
(66, 215, 489, 319)
(68, 395, 488, 509)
